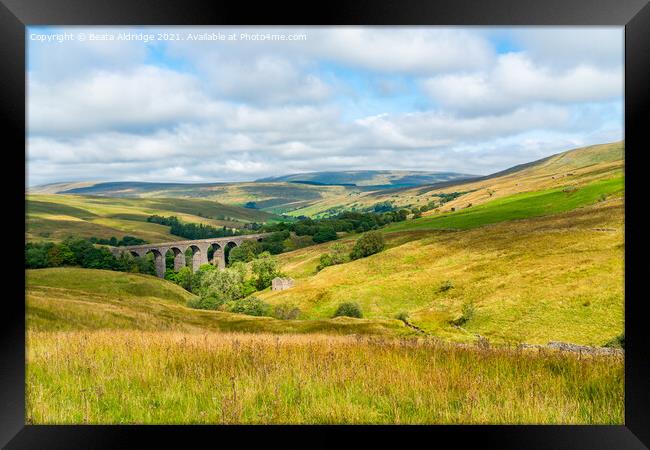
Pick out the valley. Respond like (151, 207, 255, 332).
(25, 141, 625, 424)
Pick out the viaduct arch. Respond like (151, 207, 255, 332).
(110, 233, 269, 278)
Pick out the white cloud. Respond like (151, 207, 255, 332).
(309, 27, 495, 74)
(422, 53, 622, 115)
(29, 65, 219, 135)
(511, 27, 624, 69)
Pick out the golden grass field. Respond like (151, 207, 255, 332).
(26, 331, 623, 424)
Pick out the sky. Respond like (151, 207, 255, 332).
(26, 26, 623, 186)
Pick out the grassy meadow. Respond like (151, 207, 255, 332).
(27, 331, 623, 424)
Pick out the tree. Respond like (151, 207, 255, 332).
(47, 243, 75, 266)
(197, 266, 246, 306)
(333, 302, 363, 318)
(251, 252, 282, 290)
(174, 266, 194, 292)
(350, 231, 385, 260)
(25, 244, 50, 268)
(228, 240, 262, 264)
(312, 227, 337, 243)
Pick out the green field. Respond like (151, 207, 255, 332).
(385, 176, 623, 232)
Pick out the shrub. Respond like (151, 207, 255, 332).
(333, 302, 363, 318)
(227, 296, 271, 317)
(188, 294, 226, 310)
(439, 280, 454, 292)
(350, 231, 385, 260)
(274, 303, 301, 320)
(317, 253, 334, 271)
(604, 333, 625, 349)
(395, 311, 410, 323)
(329, 243, 348, 264)
(450, 301, 475, 326)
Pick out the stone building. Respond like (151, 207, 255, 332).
(272, 277, 294, 291)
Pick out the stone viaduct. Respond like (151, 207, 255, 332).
(110, 233, 270, 278)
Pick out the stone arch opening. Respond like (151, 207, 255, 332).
(189, 245, 208, 272)
(208, 243, 225, 269)
(224, 241, 238, 266)
(165, 247, 186, 272)
(129, 250, 141, 258)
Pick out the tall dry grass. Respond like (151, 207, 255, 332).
(27, 330, 623, 424)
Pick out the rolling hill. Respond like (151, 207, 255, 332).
(256, 170, 476, 187)
(26, 195, 280, 243)
(29, 181, 359, 215)
(26, 268, 409, 335)
(29, 142, 623, 219)
(342, 141, 624, 217)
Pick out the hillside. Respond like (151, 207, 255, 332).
(340, 141, 624, 216)
(259, 194, 624, 346)
(257, 170, 476, 187)
(29, 180, 360, 215)
(26, 194, 279, 243)
(26, 268, 408, 335)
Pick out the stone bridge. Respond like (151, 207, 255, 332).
(110, 233, 271, 277)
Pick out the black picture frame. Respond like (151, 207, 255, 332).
(2, 0, 648, 448)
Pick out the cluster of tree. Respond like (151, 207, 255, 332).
(88, 235, 147, 247)
(25, 238, 156, 275)
(370, 201, 396, 213)
(147, 215, 243, 240)
(262, 210, 408, 245)
(172, 252, 283, 317)
(432, 191, 467, 204)
(317, 231, 385, 273)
